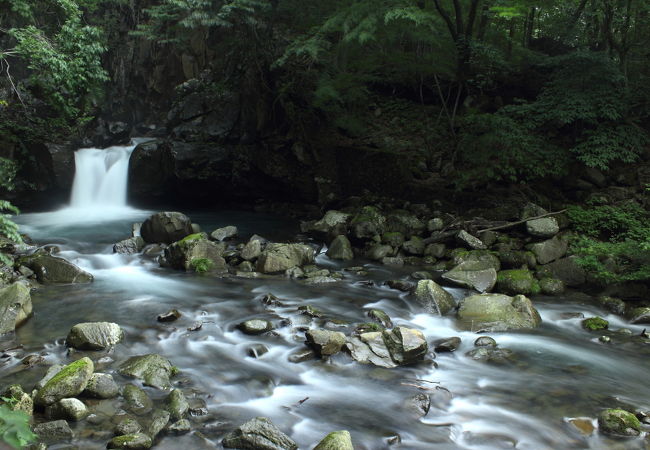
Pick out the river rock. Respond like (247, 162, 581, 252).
(582, 317, 608, 331)
(168, 419, 191, 434)
(442, 261, 497, 293)
(3, 385, 33, 415)
(288, 348, 316, 363)
(539, 278, 565, 295)
(367, 244, 393, 261)
(597, 409, 641, 436)
(383, 327, 428, 365)
(141, 212, 194, 244)
(457, 294, 542, 332)
(386, 280, 414, 292)
(107, 433, 153, 449)
(222, 416, 298, 450)
(113, 237, 145, 254)
(368, 309, 393, 328)
(428, 218, 444, 232)
(474, 336, 497, 347)
(351, 206, 386, 240)
(346, 332, 396, 368)
(33, 420, 74, 443)
(305, 210, 351, 239)
(157, 309, 181, 322)
(238, 319, 274, 335)
(382, 232, 405, 247)
(402, 237, 425, 255)
(123, 384, 153, 415)
(425, 243, 446, 258)
(66, 322, 124, 350)
(210, 225, 238, 241)
(241, 238, 263, 261)
(466, 347, 515, 364)
(163, 233, 227, 272)
(166, 389, 189, 421)
(256, 243, 315, 273)
(413, 280, 455, 315)
(433, 336, 461, 352)
(326, 235, 353, 260)
(497, 250, 535, 269)
(403, 393, 431, 418)
(543, 257, 586, 287)
(597, 296, 625, 315)
(456, 230, 486, 250)
(118, 354, 174, 390)
(0, 282, 32, 334)
(147, 409, 170, 438)
(306, 329, 346, 356)
(528, 235, 567, 264)
(46, 398, 88, 421)
(452, 250, 500, 271)
(626, 307, 650, 324)
(35, 357, 94, 406)
(496, 269, 537, 296)
(313, 430, 354, 450)
(115, 417, 142, 435)
(386, 211, 425, 237)
(21, 254, 93, 284)
(83, 373, 119, 399)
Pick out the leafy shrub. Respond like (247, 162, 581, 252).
(0, 404, 36, 449)
(190, 258, 214, 274)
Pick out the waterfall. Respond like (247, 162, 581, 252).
(70, 142, 138, 209)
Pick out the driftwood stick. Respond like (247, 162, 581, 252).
(477, 209, 567, 233)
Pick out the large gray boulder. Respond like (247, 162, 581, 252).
(0, 282, 32, 334)
(528, 235, 567, 265)
(346, 327, 428, 368)
(442, 261, 497, 293)
(222, 417, 298, 450)
(413, 280, 455, 315)
(350, 206, 386, 240)
(34, 357, 94, 406)
(457, 294, 542, 332)
(256, 243, 315, 273)
(118, 354, 175, 390)
(543, 256, 586, 287)
(210, 225, 238, 241)
(163, 233, 227, 272)
(304, 210, 351, 239)
(66, 322, 124, 350)
(305, 329, 346, 356)
(326, 235, 354, 261)
(21, 254, 93, 284)
(113, 236, 146, 254)
(495, 270, 537, 296)
(141, 212, 193, 244)
(526, 217, 559, 238)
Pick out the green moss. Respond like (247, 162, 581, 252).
(170, 366, 180, 376)
(298, 305, 324, 318)
(530, 280, 541, 295)
(179, 233, 204, 244)
(598, 409, 641, 436)
(497, 269, 532, 282)
(46, 358, 92, 387)
(355, 322, 384, 333)
(582, 316, 609, 331)
(190, 257, 213, 273)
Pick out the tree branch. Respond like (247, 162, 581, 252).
(477, 210, 567, 233)
(433, 0, 459, 41)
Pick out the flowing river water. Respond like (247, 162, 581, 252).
(1, 143, 649, 449)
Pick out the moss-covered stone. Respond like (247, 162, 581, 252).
(496, 269, 535, 295)
(35, 357, 94, 406)
(2, 384, 33, 415)
(122, 384, 153, 415)
(118, 354, 174, 390)
(457, 294, 542, 332)
(166, 389, 189, 421)
(66, 322, 124, 350)
(107, 433, 153, 449)
(582, 317, 609, 331)
(306, 329, 346, 356)
(413, 279, 455, 315)
(597, 409, 641, 436)
(0, 282, 32, 334)
(222, 417, 298, 450)
(313, 430, 354, 450)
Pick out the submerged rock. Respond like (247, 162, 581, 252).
(21, 254, 93, 284)
(313, 430, 354, 450)
(35, 357, 94, 406)
(115, 417, 142, 436)
(0, 282, 32, 334)
(118, 354, 174, 390)
(66, 322, 124, 350)
(597, 409, 641, 436)
(141, 212, 193, 244)
(122, 384, 153, 415)
(222, 417, 298, 450)
(457, 294, 542, 332)
(413, 280, 455, 315)
(166, 389, 189, 421)
(157, 309, 182, 322)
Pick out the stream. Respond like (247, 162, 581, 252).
(1, 143, 649, 449)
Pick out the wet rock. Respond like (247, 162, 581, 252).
(288, 348, 316, 363)
(402, 393, 430, 418)
(383, 327, 428, 365)
(306, 329, 346, 356)
(123, 384, 153, 415)
(0, 282, 32, 334)
(257, 243, 315, 273)
(474, 336, 497, 347)
(222, 416, 298, 450)
(157, 309, 182, 322)
(238, 319, 274, 335)
(351, 206, 386, 240)
(366, 244, 393, 261)
(118, 354, 174, 390)
(539, 278, 565, 296)
(83, 373, 119, 399)
(107, 433, 153, 449)
(497, 250, 535, 269)
(382, 256, 404, 266)
(20, 255, 93, 284)
(141, 212, 193, 244)
(164, 233, 227, 272)
(627, 307, 650, 324)
(413, 280, 455, 315)
(46, 398, 88, 421)
(241, 238, 263, 261)
(298, 305, 323, 318)
(326, 235, 354, 261)
(386, 211, 425, 237)
(582, 317, 608, 331)
(247, 344, 269, 358)
(433, 337, 461, 353)
(466, 347, 515, 364)
(457, 294, 542, 332)
(66, 322, 124, 350)
(411, 271, 433, 280)
(528, 235, 567, 264)
(385, 280, 414, 292)
(115, 417, 142, 435)
(402, 237, 425, 256)
(313, 430, 354, 450)
(166, 389, 189, 421)
(2, 385, 33, 415)
(304, 210, 351, 239)
(113, 237, 146, 254)
(456, 230, 486, 250)
(168, 419, 191, 434)
(146, 409, 170, 438)
(210, 226, 238, 241)
(452, 250, 500, 271)
(382, 232, 405, 248)
(346, 333, 397, 368)
(496, 269, 537, 296)
(36, 364, 64, 390)
(35, 357, 94, 406)
(33, 420, 73, 443)
(597, 296, 625, 315)
(368, 309, 393, 329)
(566, 417, 595, 436)
(598, 409, 641, 436)
(442, 261, 497, 293)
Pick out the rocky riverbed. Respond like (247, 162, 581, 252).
(0, 203, 649, 449)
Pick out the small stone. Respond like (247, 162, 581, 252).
(474, 336, 497, 347)
(166, 389, 189, 421)
(368, 309, 393, 328)
(107, 433, 153, 449)
(313, 430, 354, 450)
(147, 409, 170, 438)
(566, 417, 595, 436)
(326, 235, 354, 261)
(457, 230, 486, 250)
(298, 305, 323, 318)
(427, 218, 444, 232)
(222, 417, 297, 450)
(122, 384, 153, 415)
(118, 354, 174, 390)
(247, 344, 269, 358)
(238, 319, 274, 335)
(157, 309, 181, 322)
(433, 337, 461, 353)
(65, 322, 124, 350)
(402, 393, 430, 418)
(466, 347, 514, 364)
(599, 335, 611, 343)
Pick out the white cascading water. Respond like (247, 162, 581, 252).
(70, 142, 137, 209)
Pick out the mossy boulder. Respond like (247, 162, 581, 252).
(382, 232, 405, 247)
(350, 206, 386, 240)
(452, 250, 500, 271)
(35, 357, 94, 406)
(313, 430, 354, 450)
(597, 296, 625, 315)
(385, 210, 425, 237)
(256, 243, 315, 273)
(497, 250, 536, 269)
(222, 417, 298, 450)
(402, 237, 425, 256)
(66, 322, 124, 350)
(306, 329, 346, 356)
(626, 307, 650, 324)
(0, 282, 32, 334)
(496, 269, 537, 295)
(166, 389, 189, 421)
(326, 235, 354, 261)
(163, 234, 227, 272)
(597, 409, 641, 436)
(582, 317, 608, 331)
(413, 280, 455, 315)
(122, 384, 153, 415)
(539, 278, 565, 296)
(21, 254, 93, 284)
(118, 354, 174, 390)
(457, 294, 542, 332)
(442, 261, 497, 293)
(141, 211, 193, 244)
(2, 385, 33, 415)
(107, 433, 153, 449)
(528, 235, 567, 265)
